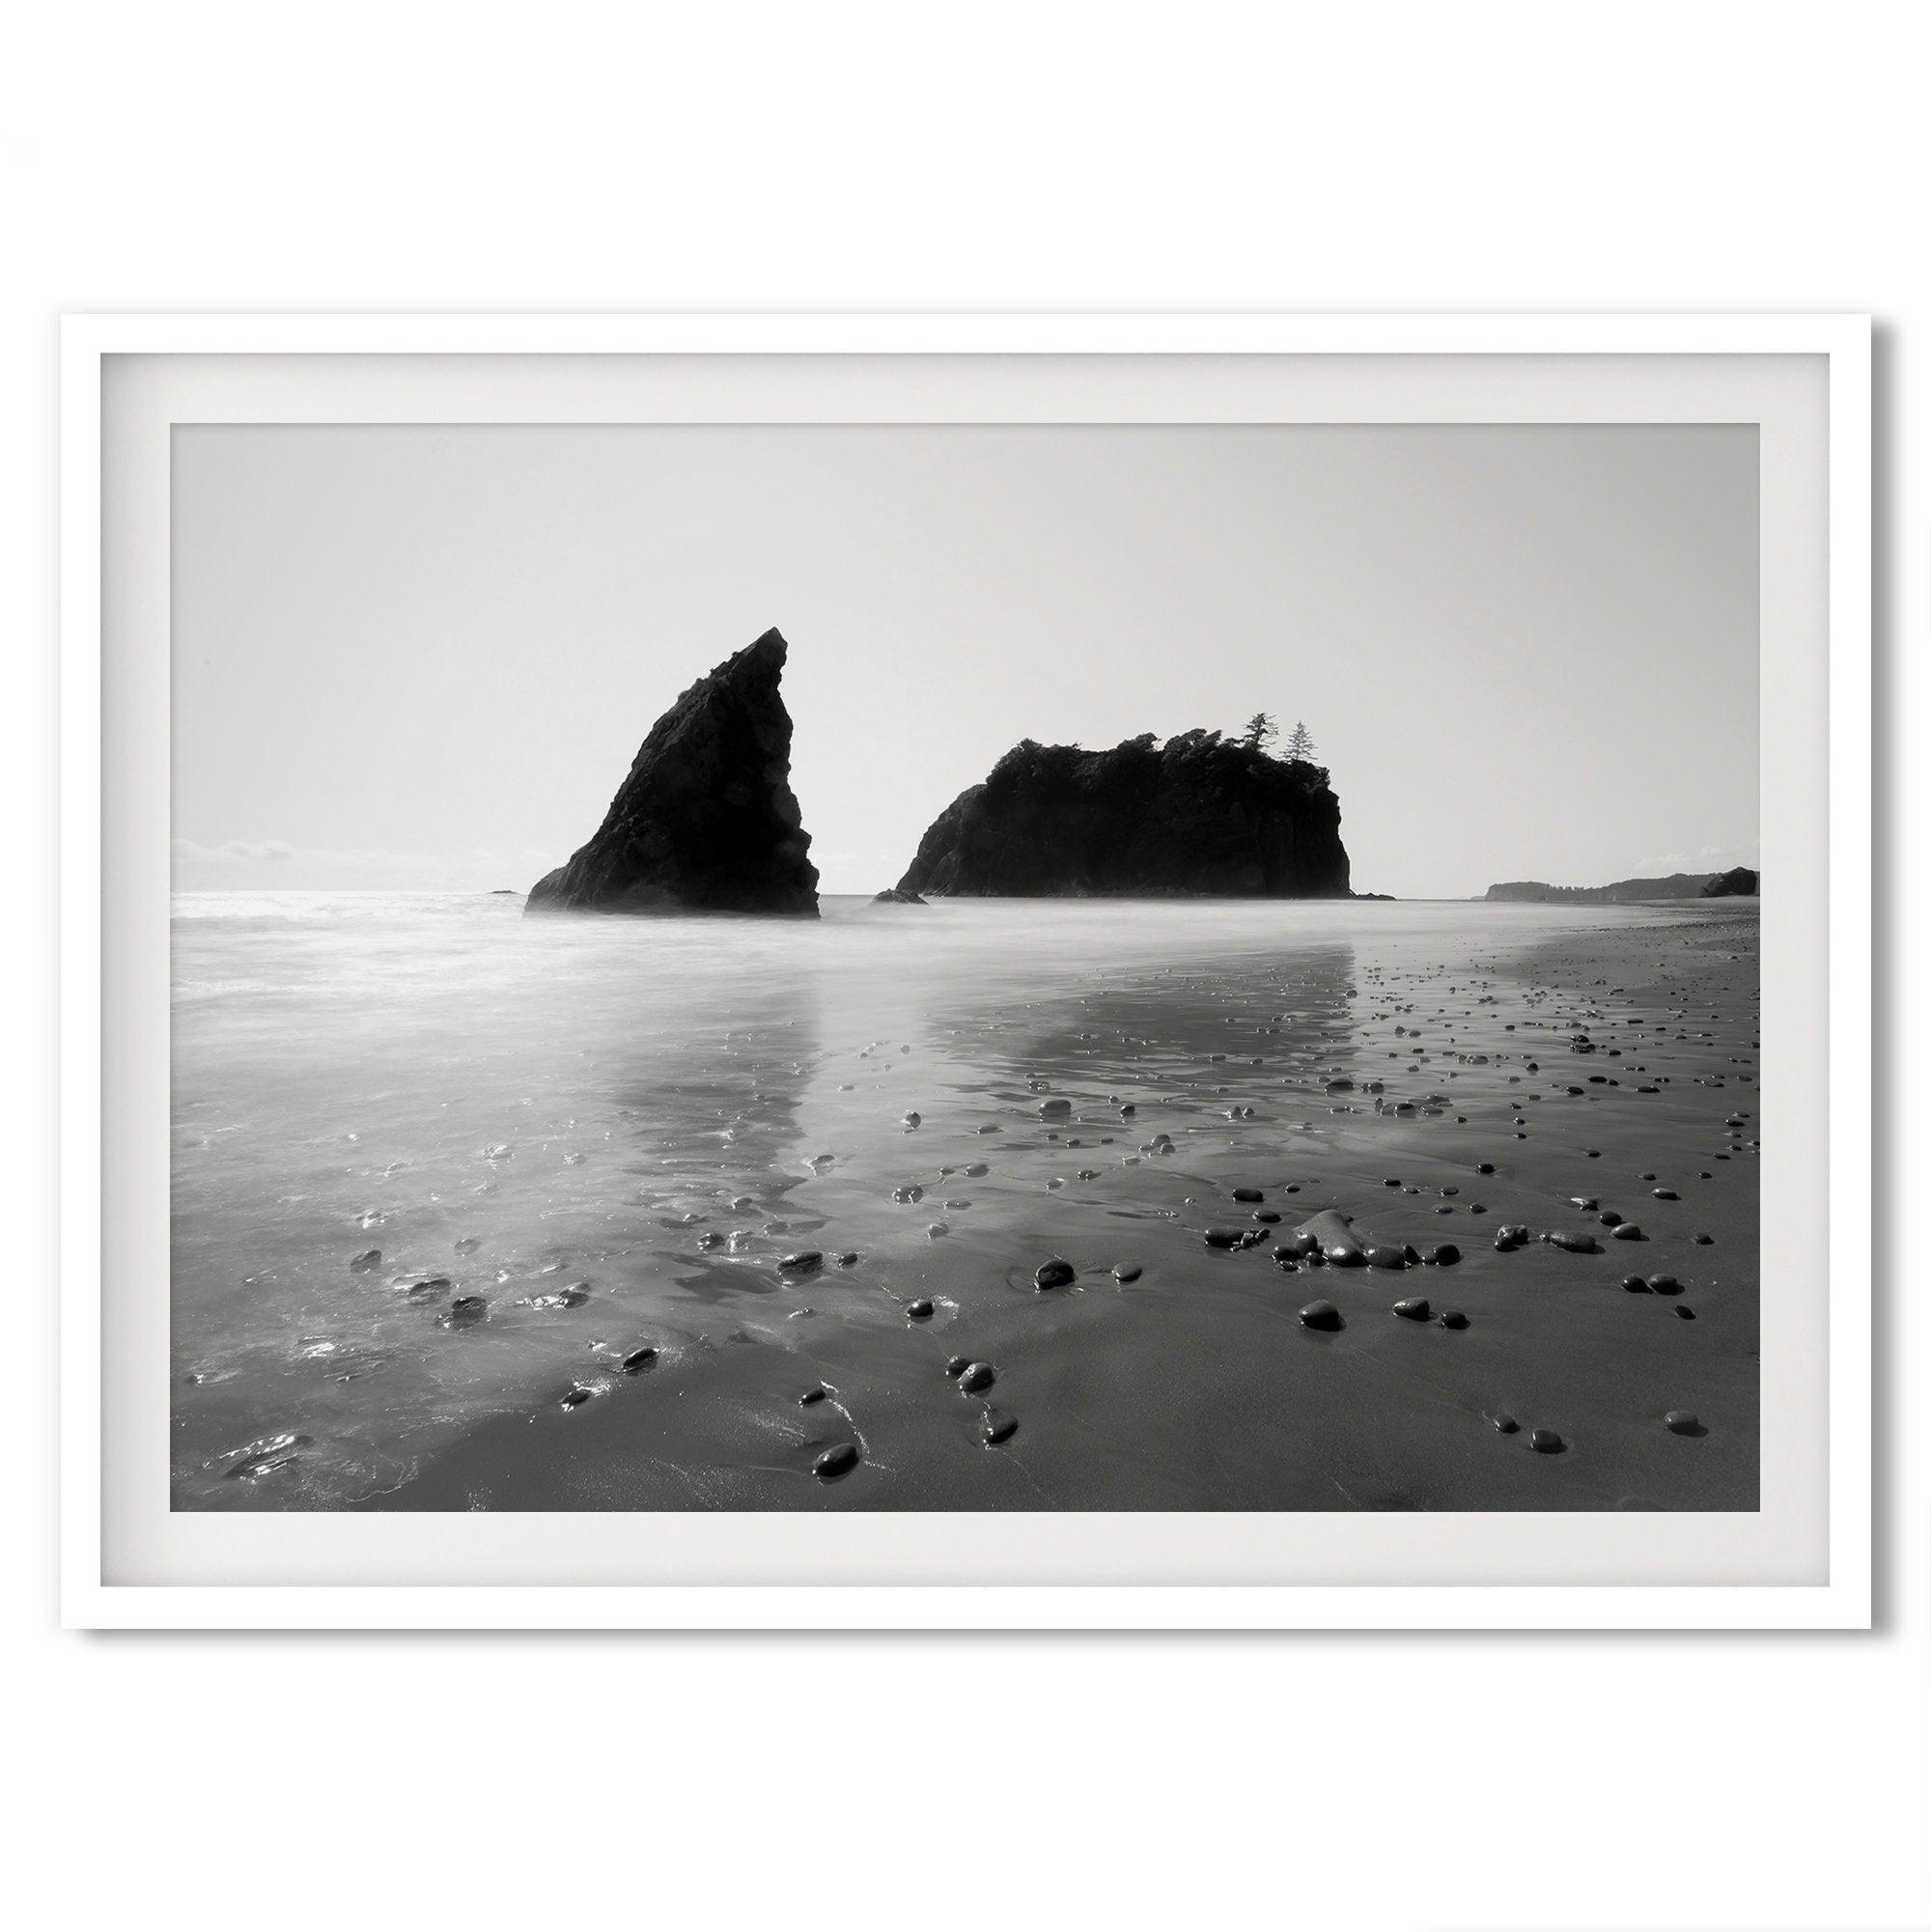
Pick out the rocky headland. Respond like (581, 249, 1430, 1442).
(1486, 870, 1754, 905)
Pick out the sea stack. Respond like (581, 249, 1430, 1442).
(895, 731, 1351, 897)
(526, 628, 819, 916)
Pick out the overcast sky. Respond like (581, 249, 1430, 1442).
(172, 423, 1758, 899)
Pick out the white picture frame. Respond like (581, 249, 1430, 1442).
(61, 313, 1872, 1630)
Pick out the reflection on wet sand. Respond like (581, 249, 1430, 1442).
(172, 895, 1758, 1515)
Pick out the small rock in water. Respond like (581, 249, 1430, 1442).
(1651, 1187, 1679, 1200)
(621, 1346, 658, 1374)
(903, 1111, 921, 1129)
(1392, 1296, 1431, 1321)
(1546, 1231, 1601, 1254)
(1427, 1244, 1461, 1267)
(777, 1250, 824, 1274)
(1034, 1257, 1076, 1291)
(1363, 1244, 1408, 1270)
(1674, 1304, 1696, 1320)
(1622, 1274, 1651, 1293)
(1232, 1187, 1264, 1202)
(439, 1295, 488, 1328)
(1528, 1428, 1565, 1453)
(981, 1410, 1020, 1446)
(1112, 1263, 1142, 1282)
(1491, 1413, 1520, 1434)
(452, 1237, 480, 1254)
(1646, 1274, 1683, 1296)
(560, 1383, 598, 1410)
(350, 1248, 381, 1273)
(1203, 1227, 1249, 1249)
(1494, 1225, 1530, 1253)
(1664, 1409, 1702, 1435)
(1611, 1222, 1644, 1242)
(1438, 1309, 1469, 1330)
(1037, 1098, 1073, 1118)
(926, 1222, 949, 1239)
(798, 1385, 827, 1406)
(906, 1297, 935, 1320)
(813, 1442, 861, 1482)
(957, 1361, 995, 1393)
(1298, 1300, 1343, 1331)
(944, 1356, 970, 1380)
(834, 1251, 859, 1267)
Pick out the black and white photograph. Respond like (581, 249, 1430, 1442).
(169, 420, 1764, 1515)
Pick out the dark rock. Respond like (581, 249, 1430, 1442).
(1231, 1187, 1264, 1202)
(1622, 1274, 1651, 1293)
(905, 1297, 935, 1320)
(1298, 1299, 1343, 1330)
(349, 1248, 381, 1272)
(1034, 1257, 1076, 1290)
(798, 1386, 826, 1406)
(1112, 1263, 1142, 1282)
(1427, 1243, 1461, 1266)
(1700, 866, 1760, 897)
(1438, 1309, 1469, 1330)
(982, 1410, 1020, 1446)
(621, 1345, 658, 1374)
(1491, 1413, 1520, 1434)
(957, 1361, 995, 1393)
(525, 628, 819, 916)
(944, 1356, 971, 1379)
(1664, 1409, 1703, 1435)
(777, 1250, 824, 1274)
(1392, 1296, 1431, 1321)
(1545, 1231, 1601, 1253)
(1528, 1427, 1565, 1453)
(872, 886, 927, 904)
(1647, 1274, 1684, 1296)
(893, 730, 1351, 898)
(560, 1383, 597, 1410)
(438, 1295, 488, 1327)
(813, 1442, 860, 1482)
(1611, 1222, 1644, 1241)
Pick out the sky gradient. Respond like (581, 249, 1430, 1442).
(172, 423, 1759, 899)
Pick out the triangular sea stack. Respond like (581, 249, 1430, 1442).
(526, 628, 820, 916)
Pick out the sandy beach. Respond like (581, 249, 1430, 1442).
(173, 894, 1758, 1513)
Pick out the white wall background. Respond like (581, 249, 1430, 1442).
(5, 5, 1923, 1930)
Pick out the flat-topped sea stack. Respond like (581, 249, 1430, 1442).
(896, 731, 1351, 898)
(526, 628, 819, 916)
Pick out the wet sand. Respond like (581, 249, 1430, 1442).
(300, 902, 1759, 1513)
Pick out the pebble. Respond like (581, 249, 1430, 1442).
(1438, 1309, 1469, 1330)
(1491, 1413, 1520, 1434)
(560, 1383, 597, 1410)
(777, 1250, 824, 1274)
(813, 1443, 861, 1483)
(1622, 1274, 1651, 1293)
(621, 1346, 658, 1374)
(1646, 1274, 1683, 1296)
(944, 1356, 970, 1379)
(1545, 1231, 1601, 1253)
(982, 1411, 1020, 1446)
(1231, 1187, 1264, 1202)
(1034, 1257, 1076, 1291)
(906, 1298, 935, 1320)
(1038, 1098, 1073, 1118)
(1528, 1428, 1565, 1453)
(834, 1251, 859, 1267)
(1363, 1245, 1408, 1269)
(1392, 1296, 1431, 1321)
(349, 1249, 381, 1272)
(439, 1295, 488, 1327)
(957, 1361, 995, 1393)
(799, 1386, 826, 1406)
(1298, 1300, 1343, 1331)
(1664, 1409, 1702, 1435)
(1112, 1263, 1142, 1282)
(1427, 1243, 1461, 1266)
(1494, 1224, 1529, 1252)
(1611, 1222, 1644, 1241)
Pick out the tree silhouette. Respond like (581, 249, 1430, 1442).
(1284, 720, 1317, 763)
(1242, 711, 1278, 751)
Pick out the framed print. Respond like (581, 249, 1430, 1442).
(61, 314, 1871, 1628)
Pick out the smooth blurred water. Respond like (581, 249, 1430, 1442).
(171, 890, 1718, 1507)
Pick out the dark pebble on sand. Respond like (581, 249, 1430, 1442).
(1492, 1413, 1520, 1434)
(906, 1298, 934, 1320)
(1647, 1274, 1683, 1296)
(1428, 1244, 1461, 1266)
(1204, 1228, 1248, 1249)
(834, 1251, 858, 1267)
(813, 1443, 861, 1482)
(798, 1386, 826, 1406)
(982, 1411, 1019, 1446)
(1675, 1305, 1696, 1320)
(1611, 1222, 1644, 1241)
(944, 1356, 970, 1380)
(1393, 1296, 1431, 1321)
(778, 1250, 824, 1274)
(1477, 1162, 1496, 1175)
(1439, 1309, 1469, 1330)
(350, 1248, 381, 1272)
(1528, 1428, 1565, 1453)
(957, 1361, 995, 1393)
(1034, 1257, 1076, 1291)
(1113, 1263, 1142, 1282)
(1547, 1231, 1601, 1253)
(439, 1295, 488, 1327)
(621, 1345, 658, 1373)
(1622, 1274, 1650, 1293)
(1363, 1244, 1408, 1269)
(560, 1383, 596, 1410)
(1665, 1409, 1702, 1435)
(1232, 1187, 1264, 1202)
(1299, 1300, 1343, 1331)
